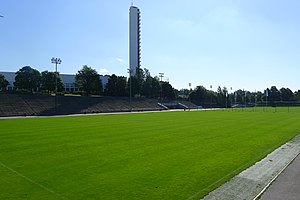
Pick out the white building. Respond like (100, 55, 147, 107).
(129, 6, 141, 76)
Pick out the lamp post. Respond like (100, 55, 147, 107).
(159, 73, 164, 101)
(128, 68, 132, 111)
(225, 91, 228, 109)
(255, 90, 257, 111)
(51, 57, 62, 113)
(265, 89, 268, 112)
(210, 85, 213, 109)
(230, 87, 232, 108)
(189, 83, 192, 110)
(244, 90, 247, 108)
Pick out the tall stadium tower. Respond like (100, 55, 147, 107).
(129, 5, 141, 76)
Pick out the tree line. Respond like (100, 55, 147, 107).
(0, 65, 176, 99)
(1, 66, 299, 106)
(183, 85, 300, 108)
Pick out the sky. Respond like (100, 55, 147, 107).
(1, 0, 300, 92)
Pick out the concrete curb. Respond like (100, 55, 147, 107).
(200, 134, 300, 200)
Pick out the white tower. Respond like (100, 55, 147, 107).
(129, 6, 141, 76)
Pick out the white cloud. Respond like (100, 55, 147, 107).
(99, 68, 109, 74)
(116, 58, 124, 63)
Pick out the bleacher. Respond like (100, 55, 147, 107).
(160, 100, 198, 110)
(0, 94, 34, 116)
(0, 93, 165, 117)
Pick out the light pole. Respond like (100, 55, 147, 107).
(225, 91, 228, 109)
(244, 90, 247, 108)
(189, 83, 192, 110)
(234, 91, 237, 106)
(128, 68, 132, 111)
(159, 73, 164, 101)
(255, 90, 257, 111)
(51, 57, 62, 113)
(265, 89, 268, 112)
(230, 87, 232, 108)
(210, 85, 213, 109)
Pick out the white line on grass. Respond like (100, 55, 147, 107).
(0, 161, 69, 200)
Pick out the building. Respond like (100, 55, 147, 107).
(129, 5, 141, 76)
(0, 71, 109, 92)
(0, 72, 15, 91)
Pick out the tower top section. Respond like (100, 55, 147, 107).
(129, 5, 141, 77)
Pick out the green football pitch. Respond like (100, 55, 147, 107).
(1, 109, 300, 200)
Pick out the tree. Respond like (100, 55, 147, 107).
(178, 88, 190, 98)
(161, 81, 175, 100)
(256, 91, 263, 103)
(234, 89, 244, 104)
(41, 71, 64, 93)
(115, 76, 127, 96)
(268, 86, 281, 102)
(150, 76, 160, 98)
(216, 86, 227, 107)
(105, 74, 118, 96)
(141, 71, 160, 98)
(0, 74, 9, 91)
(280, 87, 294, 101)
(75, 65, 102, 95)
(14, 66, 41, 92)
(295, 90, 300, 101)
(190, 86, 210, 105)
(105, 74, 127, 96)
(130, 68, 145, 96)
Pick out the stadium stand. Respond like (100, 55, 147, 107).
(159, 100, 198, 110)
(0, 93, 166, 117)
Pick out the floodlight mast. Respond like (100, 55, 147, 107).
(128, 68, 133, 111)
(51, 57, 62, 114)
(210, 85, 213, 109)
(159, 73, 164, 101)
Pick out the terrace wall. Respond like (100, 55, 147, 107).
(0, 93, 164, 117)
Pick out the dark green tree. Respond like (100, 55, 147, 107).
(150, 76, 160, 98)
(280, 87, 294, 101)
(216, 86, 228, 107)
(105, 74, 118, 96)
(190, 86, 210, 105)
(295, 90, 300, 101)
(161, 81, 175, 100)
(116, 76, 127, 96)
(105, 74, 127, 96)
(14, 66, 41, 92)
(178, 88, 190, 98)
(41, 71, 64, 93)
(141, 72, 160, 98)
(256, 91, 263, 103)
(0, 74, 9, 91)
(75, 65, 102, 95)
(127, 68, 146, 96)
(234, 89, 244, 104)
(268, 86, 281, 102)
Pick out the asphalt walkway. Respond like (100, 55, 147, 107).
(260, 154, 300, 200)
(200, 134, 300, 200)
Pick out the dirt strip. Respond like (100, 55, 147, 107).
(201, 134, 300, 200)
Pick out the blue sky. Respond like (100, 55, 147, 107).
(1, 0, 300, 92)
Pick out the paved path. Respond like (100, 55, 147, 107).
(200, 134, 300, 200)
(260, 154, 300, 200)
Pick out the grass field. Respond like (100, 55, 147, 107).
(1, 109, 300, 200)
